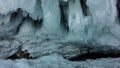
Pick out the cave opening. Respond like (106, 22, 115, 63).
(68, 52, 120, 61)
(7, 49, 120, 61)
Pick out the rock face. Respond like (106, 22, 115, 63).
(0, 0, 120, 68)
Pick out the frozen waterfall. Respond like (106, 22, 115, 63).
(0, 0, 119, 44)
(0, 0, 120, 68)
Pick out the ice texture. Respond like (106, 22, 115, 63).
(0, 0, 120, 68)
(0, 56, 120, 68)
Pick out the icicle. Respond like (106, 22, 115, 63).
(37, 0, 63, 38)
(67, 0, 92, 42)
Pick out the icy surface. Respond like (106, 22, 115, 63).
(0, 0, 42, 20)
(0, 56, 120, 68)
(0, 0, 120, 68)
(0, 39, 21, 59)
(38, 0, 63, 37)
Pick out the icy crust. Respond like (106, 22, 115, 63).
(0, 55, 120, 68)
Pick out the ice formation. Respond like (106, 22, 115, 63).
(0, 0, 120, 68)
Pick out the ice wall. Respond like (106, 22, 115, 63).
(87, 0, 120, 45)
(0, 0, 120, 59)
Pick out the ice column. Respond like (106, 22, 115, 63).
(40, 0, 63, 38)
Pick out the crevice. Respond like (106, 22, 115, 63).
(15, 11, 27, 34)
(117, 0, 120, 21)
(33, 18, 43, 29)
(15, 8, 28, 34)
(68, 52, 120, 61)
(80, 0, 90, 16)
(7, 54, 19, 60)
(10, 11, 18, 21)
(59, 0, 69, 31)
(15, 20, 24, 34)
